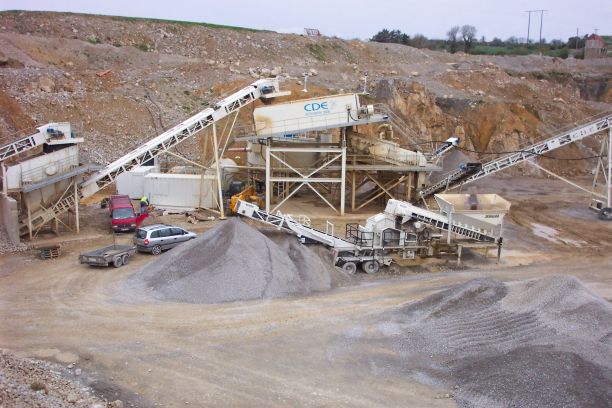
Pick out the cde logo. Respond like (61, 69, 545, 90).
(304, 101, 329, 112)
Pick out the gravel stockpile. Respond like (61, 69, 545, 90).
(128, 218, 345, 303)
(355, 276, 612, 407)
(0, 349, 112, 407)
(0, 226, 28, 255)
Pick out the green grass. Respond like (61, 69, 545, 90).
(544, 48, 570, 59)
(330, 41, 356, 63)
(86, 35, 100, 44)
(530, 70, 571, 81)
(136, 42, 152, 52)
(471, 44, 570, 59)
(307, 44, 327, 62)
(0, 10, 271, 33)
(470, 45, 531, 56)
(109, 15, 269, 32)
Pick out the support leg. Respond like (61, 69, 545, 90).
(340, 143, 346, 216)
(265, 140, 271, 212)
(27, 204, 32, 240)
(351, 171, 356, 212)
(212, 123, 225, 219)
(607, 128, 611, 208)
(74, 180, 80, 234)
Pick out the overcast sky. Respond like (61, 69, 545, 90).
(2, 0, 610, 41)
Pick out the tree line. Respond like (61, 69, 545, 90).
(370, 26, 595, 58)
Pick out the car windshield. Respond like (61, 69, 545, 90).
(112, 208, 135, 220)
(136, 229, 147, 239)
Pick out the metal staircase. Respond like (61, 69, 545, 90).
(20, 190, 81, 236)
(421, 112, 612, 197)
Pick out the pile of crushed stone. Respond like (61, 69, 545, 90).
(0, 349, 113, 407)
(346, 276, 612, 407)
(0, 226, 28, 255)
(127, 218, 347, 303)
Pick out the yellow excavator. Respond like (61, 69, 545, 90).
(229, 185, 264, 213)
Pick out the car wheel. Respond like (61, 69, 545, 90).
(151, 245, 162, 255)
(362, 260, 380, 274)
(122, 254, 129, 265)
(113, 257, 123, 268)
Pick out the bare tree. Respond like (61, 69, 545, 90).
(461, 25, 477, 53)
(446, 26, 460, 53)
(411, 34, 428, 49)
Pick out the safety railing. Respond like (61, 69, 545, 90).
(20, 154, 79, 186)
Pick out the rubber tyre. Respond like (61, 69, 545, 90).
(599, 207, 612, 220)
(151, 245, 162, 255)
(113, 257, 123, 268)
(122, 254, 129, 265)
(342, 262, 357, 275)
(362, 260, 380, 274)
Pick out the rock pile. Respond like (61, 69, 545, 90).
(347, 276, 612, 407)
(0, 226, 28, 255)
(127, 218, 346, 304)
(0, 349, 111, 407)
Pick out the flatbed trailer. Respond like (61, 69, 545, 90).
(79, 244, 136, 268)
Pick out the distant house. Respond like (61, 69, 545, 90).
(584, 34, 607, 59)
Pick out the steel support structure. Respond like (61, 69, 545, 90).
(264, 141, 346, 214)
(589, 127, 612, 211)
(347, 167, 418, 212)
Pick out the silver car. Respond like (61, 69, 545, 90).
(134, 224, 197, 255)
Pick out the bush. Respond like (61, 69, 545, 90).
(136, 42, 151, 52)
(307, 44, 326, 61)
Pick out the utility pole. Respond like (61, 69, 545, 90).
(524, 10, 534, 44)
(594, 28, 599, 34)
(576, 28, 579, 50)
(538, 10, 547, 46)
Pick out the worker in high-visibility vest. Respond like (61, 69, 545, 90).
(140, 196, 149, 214)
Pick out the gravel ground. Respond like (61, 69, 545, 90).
(0, 226, 28, 255)
(344, 276, 612, 407)
(127, 218, 347, 303)
(0, 349, 118, 407)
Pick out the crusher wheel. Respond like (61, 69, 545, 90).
(341, 262, 357, 275)
(362, 260, 380, 274)
(600, 207, 612, 220)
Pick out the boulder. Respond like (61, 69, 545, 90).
(38, 76, 55, 93)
